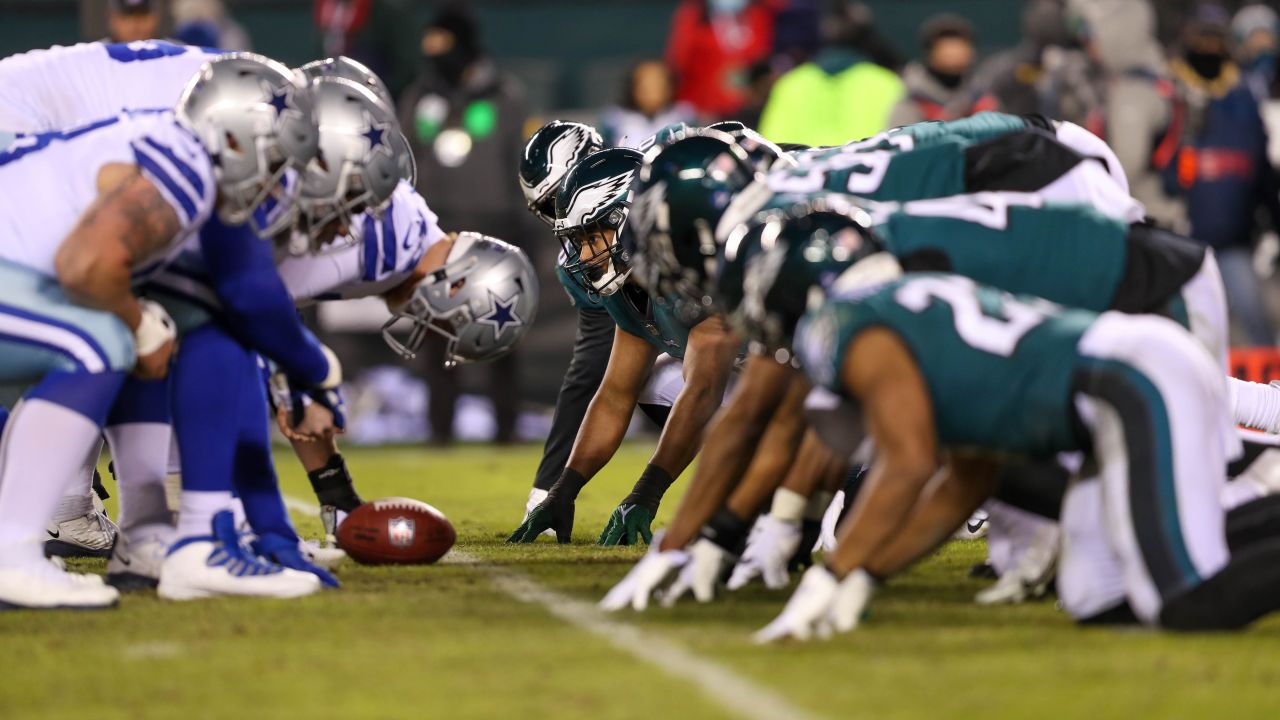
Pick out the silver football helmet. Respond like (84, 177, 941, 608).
(177, 53, 319, 237)
(298, 56, 394, 108)
(383, 233, 539, 367)
(296, 77, 412, 246)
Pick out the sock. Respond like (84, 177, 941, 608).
(0, 399, 104, 568)
(175, 490, 234, 540)
(104, 422, 175, 536)
(1228, 377, 1280, 433)
(51, 438, 102, 524)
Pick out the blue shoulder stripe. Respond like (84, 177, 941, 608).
(141, 137, 206, 197)
(380, 211, 396, 274)
(362, 214, 380, 282)
(133, 147, 196, 222)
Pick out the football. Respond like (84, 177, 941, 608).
(336, 497, 456, 565)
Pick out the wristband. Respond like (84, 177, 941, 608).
(621, 464, 675, 512)
(135, 299, 176, 356)
(699, 506, 752, 553)
(770, 487, 808, 523)
(547, 467, 590, 502)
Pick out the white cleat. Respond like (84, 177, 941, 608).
(45, 509, 119, 559)
(953, 508, 990, 540)
(301, 541, 347, 571)
(157, 512, 320, 601)
(0, 558, 119, 610)
(976, 523, 1059, 605)
(106, 534, 169, 592)
(524, 488, 555, 538)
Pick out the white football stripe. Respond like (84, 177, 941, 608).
(282, 495, 821, 720)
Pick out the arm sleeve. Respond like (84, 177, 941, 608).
(198, 216, 330, 386)
(531, 306, 616, 491)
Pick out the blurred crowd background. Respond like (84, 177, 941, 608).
(7, 0, 1280, 443)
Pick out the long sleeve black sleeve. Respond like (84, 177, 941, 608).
(531, 306, 616, 491)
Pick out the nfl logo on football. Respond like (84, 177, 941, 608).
(387, 517, 416, 548)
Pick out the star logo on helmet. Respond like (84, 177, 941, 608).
(268, 85, 293, 116)
(478, 290, 524, 338)
(364, 116, 392, 158)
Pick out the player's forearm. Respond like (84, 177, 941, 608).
(824, 460, 937, 578)
(647, 382, 720, 482)
(565, 391, 636, 479)
(57, 251, 142, 329)
(864, 462, 996, 577)
(291, 433, 341, 473)
(660, 370, 794, 549)
(725, 418, 815, 519)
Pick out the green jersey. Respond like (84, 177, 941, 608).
(558, 257, 690, 357)
(876, 195, 1130, 313)
(767, 113, 1071, 203)
(796, 273, 1094, 457)
(602, 284, 691, 358)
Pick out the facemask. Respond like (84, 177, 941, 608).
(431, 44, 474, 87)
(1185, 50, 1226, 80)
(927, 66, 965, 90)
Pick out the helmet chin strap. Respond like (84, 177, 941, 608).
(593, 264, 631, 296)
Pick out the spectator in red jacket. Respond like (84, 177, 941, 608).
(665, 0, 776, 118)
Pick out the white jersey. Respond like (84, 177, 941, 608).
(0, 111, 217, 278)
(0, 41, 219, 134)
(278, 181, 445, 304)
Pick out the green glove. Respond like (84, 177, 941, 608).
(508, 469, 588, 544)
(507, 499, 575, 544)
(597, 503, 656, 546)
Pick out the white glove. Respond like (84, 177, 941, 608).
(599, 531, 689, 612)
(753, 566, 875, 644)
(728, 515, 801, 591)
(815, 490, 845, 554)
(753, 566, 839, 643)
(661, 538, 731, 606)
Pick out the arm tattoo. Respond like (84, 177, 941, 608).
(115, 172, 183, 262)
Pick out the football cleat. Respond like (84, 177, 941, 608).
(300, 540, 347, 571)
(45, 507, 119, 559)
(953, 508, 990, 540)
(975, 522, 1059, 605)
(157, 511, 321, 601)
(105, 533, 169, 592)
(0, 558, 119, 610)
(522, 488, 554, 539)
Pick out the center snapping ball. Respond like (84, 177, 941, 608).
(336, 497, 456, 565)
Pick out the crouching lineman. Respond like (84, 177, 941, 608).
(507, 144, 742, 545)
(740, 240, 1280, 638)
(0, 52, 323, 609)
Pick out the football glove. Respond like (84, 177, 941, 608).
(728, 514, 802, 591)
(597, 503, 655, 546)
(815, 490, 845, 554)
(508, 469, 590, 544)
(753, 566, 875, 644)
(598, 531, 688, 612)
(661, 537, 731, 606)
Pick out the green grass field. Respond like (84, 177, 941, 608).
(3, 442, 1280, 719)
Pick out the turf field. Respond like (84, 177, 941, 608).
(3, 443, 1280, 719)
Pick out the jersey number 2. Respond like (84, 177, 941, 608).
(894, 275, 1049, 356)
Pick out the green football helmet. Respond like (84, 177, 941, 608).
(723, 194, 888, 353)
(519, 120, 604, 226)
(554, 146, 643, 296)
(626, 128, 760, 324)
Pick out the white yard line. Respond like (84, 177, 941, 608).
(283, 495, 821, 720)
